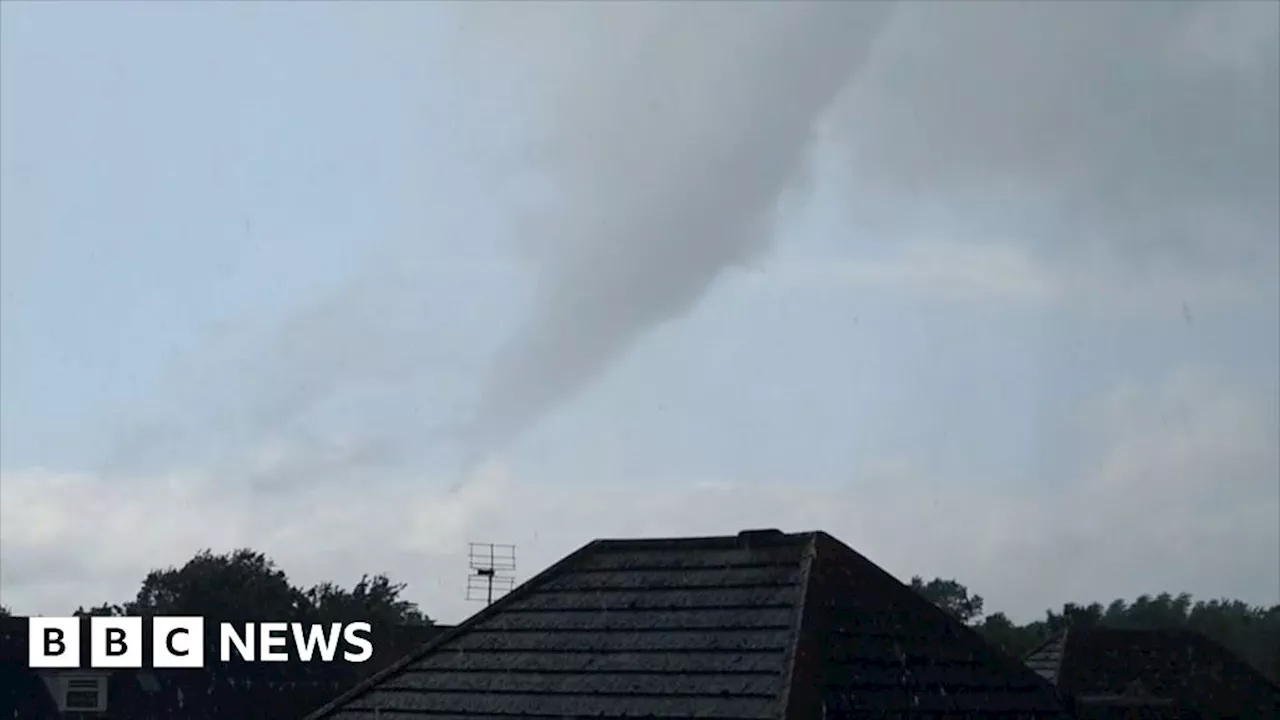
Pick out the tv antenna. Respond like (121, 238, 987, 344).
(467, 542, 516, 606)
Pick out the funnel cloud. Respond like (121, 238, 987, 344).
(458, 2, 895, 457)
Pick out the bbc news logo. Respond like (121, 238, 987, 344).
(28, 617, 374, 668)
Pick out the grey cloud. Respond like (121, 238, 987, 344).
(99, 265, 482, 479)
(838, 1, 1279, 269)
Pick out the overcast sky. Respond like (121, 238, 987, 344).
(2, 1, 1277, 625)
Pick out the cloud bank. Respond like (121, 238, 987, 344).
(3, 368, 1274, 623)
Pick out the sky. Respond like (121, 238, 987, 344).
(1, 1, 1277, 626)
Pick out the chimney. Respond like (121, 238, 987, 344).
(737, 528, 785, 546)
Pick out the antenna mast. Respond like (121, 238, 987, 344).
(466, 542, 516, 606)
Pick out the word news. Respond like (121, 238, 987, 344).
(28, 617, 374, 669)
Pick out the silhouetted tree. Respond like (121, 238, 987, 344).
(302, 574, 432, 627)
(127, 548, 307, 621)
(910, 575, 985, 625)
(977, 611, 1043, 657)
(909, 576, 1278, 681)
(1045, 601, 1105, 633)
(74, 602, 126, 617)
(77, 548, 432, 627)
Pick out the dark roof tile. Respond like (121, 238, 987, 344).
(447, 626, 793, 651)
(482, 607, 795, 631)
(413, 649, 785, 675)
(339, 689, 778, 718)
(507, 586, 799, 611)
(377, 669, 780, 696)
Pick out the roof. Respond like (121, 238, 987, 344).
(1026, 629, 1069, 683)
(1025, 627, 1280, 719)
(308, 529, 1069, 720)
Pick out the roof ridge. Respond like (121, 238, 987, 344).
(776, 534, 819, 720)
(1054, 627, 1070, 683)
(301, 539, 604, 720)
(1022, 628, 1068, 662)
(589, 530, 820, 551)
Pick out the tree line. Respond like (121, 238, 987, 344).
(1, 549, 431, 629)
(1, 550, 1275, 682)
(909, 575, 1280, 682)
